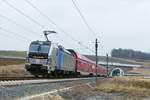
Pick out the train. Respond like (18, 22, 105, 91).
(25, 40, 107, 77)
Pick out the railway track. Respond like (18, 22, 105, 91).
(0, 76, 37, 81)
(0, 76, 95, 81)
(0, 77, 95, 86)
(0, 75, 78, 81)
(0, 77, 95, 99)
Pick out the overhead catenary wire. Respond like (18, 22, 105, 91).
(1, 0, 95, 54)
(78, 42, 95, 53)
(0, 0, 99, 55)
(25, 0, 76, 40)
(25, 0, 95, 53)
(100, 43, 107, 56)
(2, 0, 46, 31)
(2, 0, 75, 46)
(56, 35, 75, 48)
(71, 0, 97, 37)
(0, 14, 42, 39)
(24, 0, 77, 41)
(71, 0, 108, 55)
(56, 34, 93, 52)
(0, 26, 31, 42)
(0, 29, 19, 39)
(0, 31, 28, 43)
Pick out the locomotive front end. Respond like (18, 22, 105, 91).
(25, 41, 51, 76)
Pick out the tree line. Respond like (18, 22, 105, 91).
(111, 48, 150, 60)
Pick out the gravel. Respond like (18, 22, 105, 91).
(0, 78, 93, 100)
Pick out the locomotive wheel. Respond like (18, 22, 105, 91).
(42, 74, 48, 78)
(34, 74, 39, 78)
(76, 72, 81, 78)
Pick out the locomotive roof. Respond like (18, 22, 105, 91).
(31, 41, 51, 45)
(64, 49, 72, 55)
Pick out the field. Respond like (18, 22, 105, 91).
(96, 77, 150, 99)
(128, 68, 150, 75)
(0, 58, 25, 66)
(0, 58, 30, 77)
(0, 50, 26, 57)
(0, 64, 31, 77)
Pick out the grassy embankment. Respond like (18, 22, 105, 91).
(96, 77, 150, 98)
(0, 51, 29, 77)
(0, 64, 30, 77)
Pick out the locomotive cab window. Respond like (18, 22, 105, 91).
(29, 42, 50, 54)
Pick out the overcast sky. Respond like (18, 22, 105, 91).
(0, 0, 150, 55)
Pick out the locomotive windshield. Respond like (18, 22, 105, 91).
(29, 42, 50, 54)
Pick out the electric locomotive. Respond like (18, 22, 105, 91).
(25, 40, 76, 77)
(25, 31, 76, 77)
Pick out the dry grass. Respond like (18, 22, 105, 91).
(48, 95, 64, 100)
(0, 64, 30, 77)
(30, 94, 64, 100)
(129, 68, 150, 75)
(96, 77, 150, 98)
(58, 81, 94, 100)
(0, 58, 30, 77)
(71, 82, 93, 96)
(0, 58, 25, 66)
(140, 61, 150, 67)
